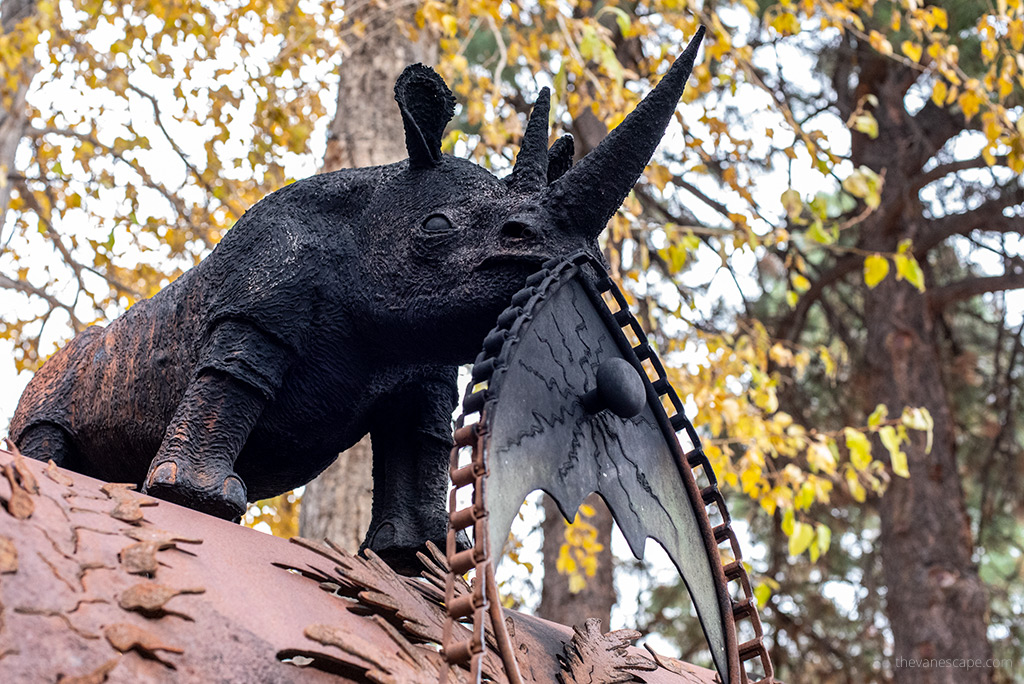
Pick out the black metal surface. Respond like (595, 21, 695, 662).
(468, 254, 737, 683)
(12, 30, 705, 569)
(581, 358, 647, 418)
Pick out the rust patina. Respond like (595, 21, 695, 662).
(0, 443, 717, 683)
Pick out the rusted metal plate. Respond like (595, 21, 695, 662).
(0, 443, 717, 683)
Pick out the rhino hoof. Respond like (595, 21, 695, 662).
(144, 461, 247, 521)
(149, 461, 178, 487)
(222, 476, 248, 514)
(363, 522, 471, 576)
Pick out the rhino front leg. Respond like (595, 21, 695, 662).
(142, 319, 290, 520)
(143, 369, 265, 520)
(362, 366, 461, 573)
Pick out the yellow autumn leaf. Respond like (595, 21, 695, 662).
(869, 30, 893, 56)
(901, 41, 923, 62)
(902, 407, 934, 453)
(958, 89, 983, 121)
(781, 188, 802, 218)
(794, 481, 815, 510)
(816, 524, 832, 555)
(981, 112, 1001, 142)
(846, 467, 867, 503)
(879, 425, 910, 478)
(931, 80, 948, 107)
(647, 163, 672, 191)
(770, 11, 801, 36)
(556, 544, 576, 574)
(998, 75, 1013, 100)
(863, 254, 889, 288)
(740, 464, 763, 494)
(781, 508, 795, 536)
(894, 253, 926, 292)
(845, 427, 872, 471)
(851, 112, 879, 139)
(868, 404, 888, 428)
(1010, 19, 1024, 52)
(842, 166, 883, 207)
(981, 39, 998, 64)
(808, 440, 837, 475)
(788, 521, 815, 557)
(754, 582, 772, 607)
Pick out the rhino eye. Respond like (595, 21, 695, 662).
(422, 214, 454, 233)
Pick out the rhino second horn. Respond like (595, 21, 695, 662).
(547, 134, 574, 183)
(507, 87, 551, 193)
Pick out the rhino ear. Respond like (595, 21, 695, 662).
(394, 64, 456, 169)
(547, 134, 574, 183)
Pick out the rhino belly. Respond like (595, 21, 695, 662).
(234, 361, 373, 500)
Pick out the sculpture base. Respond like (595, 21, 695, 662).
(0, 443, 714, 683)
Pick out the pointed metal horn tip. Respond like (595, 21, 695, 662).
(681, 26, 706, 61)
(535, 86, 551, 111)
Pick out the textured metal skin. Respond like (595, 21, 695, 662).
(10, 29, 705, 572)
(468, 254, 738, 683)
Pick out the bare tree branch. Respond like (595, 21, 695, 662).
(15, 178, 144, 300)
(912, 156, 1008, 193)
(928, 272, 1024, 311)
(670, 173, 732, 219)
(125, 83, 245, 220)
(0, 272, 81, 325)
(918, 184, 1024, 256)
(29, 126, 191, 223)
(777, 254, 861, 342)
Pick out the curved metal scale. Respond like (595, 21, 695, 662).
(442, 252, 774, 684)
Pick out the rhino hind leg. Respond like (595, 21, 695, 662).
(362, 368, 469, 574)
(15, 422, 79, 469)
(144, 369, 266, 521)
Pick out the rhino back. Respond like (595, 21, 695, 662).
(11, 165, 386, 484)
(9, 275, 204, 481)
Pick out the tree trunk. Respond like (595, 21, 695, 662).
(850, 58, 992, 680)
(864, 277, 992, 683)
(538, 494, 615, 629)
(297, 6, 436, 550)
(0, 0, 38, 231)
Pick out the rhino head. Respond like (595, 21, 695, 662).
(356, 28, 705, 362)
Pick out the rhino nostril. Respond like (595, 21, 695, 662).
(502, 220, 539, 240)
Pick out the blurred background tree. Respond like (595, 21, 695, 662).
(1, 1, 1021, 681)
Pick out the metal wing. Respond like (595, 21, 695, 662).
(467, 254, 738, 683)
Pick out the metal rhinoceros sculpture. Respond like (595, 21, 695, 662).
(11, 30, 704, 568)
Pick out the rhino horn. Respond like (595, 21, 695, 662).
(543, 26, 705, 238)
(507, 87, 551, 193)
(547, 134, 574, 183)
